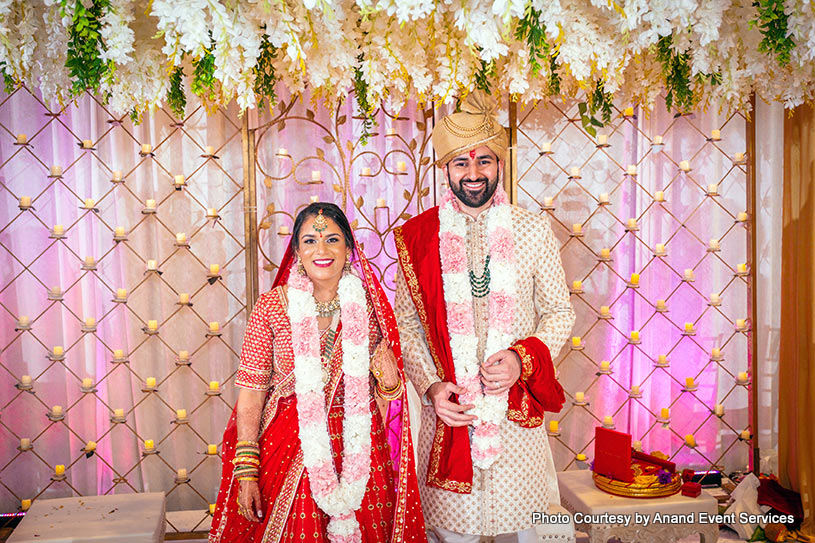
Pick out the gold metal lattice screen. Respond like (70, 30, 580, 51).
(0, 87, 246, 529)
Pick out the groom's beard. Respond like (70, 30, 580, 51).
(448, 171, 500, 209)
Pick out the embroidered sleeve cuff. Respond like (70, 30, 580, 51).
(509, 343, 535, 381)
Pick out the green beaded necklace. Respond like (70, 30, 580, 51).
(469, 254, 491, 298)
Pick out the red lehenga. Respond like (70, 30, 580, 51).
(209, 241, 426, 543)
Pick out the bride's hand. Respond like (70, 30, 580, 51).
(372, 341, 400, 390)
(237, 479, 263, 522)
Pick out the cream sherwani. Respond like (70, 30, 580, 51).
(395, 204, 575, 537)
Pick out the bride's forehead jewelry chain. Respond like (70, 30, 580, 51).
(313, 208, 328, 238)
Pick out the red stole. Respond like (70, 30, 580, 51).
(394, 207, 565, 494)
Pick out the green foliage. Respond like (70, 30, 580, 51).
(474, 58, 496, 93)
(548, 53, 562, 95)
(191, 41, 218, 102)
(254, 36, 277, 110)
(61, 0, 113, 96)
(577, 80, 613, 137)
(167, 66, 186, 118)
(514, 5, 552, 76)
(0, 61, 16, 93)
(353, 53, 376, 145)
(656, 35, 695, 113)
(750, 0, 795, 66)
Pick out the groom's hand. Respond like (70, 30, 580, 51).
(427, 382, 477, 427)
(480, 349, 522, 395)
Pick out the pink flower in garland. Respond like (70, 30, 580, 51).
(439, 231, 467, 272)
(488, 291, 516, 332)
(489, 227, 515, 261)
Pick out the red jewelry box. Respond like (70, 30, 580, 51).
(681, 481, 702, 498)
(593, 427, 634, 482)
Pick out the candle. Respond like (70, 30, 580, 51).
(82, 139, 93, 149)
(113, 408, 124, 418)
(20, 438, 31, 449)
(207, 207, 218, 218)
(174, 174, 185, 186)
(85, 440, 96, 451)
(603, 416, 614, 426)
(397, 161, 407, 172)
(685, 377, 695, 389)
(627, 164, 637, 175)
(50, 165, 62, 176)
(84, 317, 96, 328)
(55, 464, 65, 476)
(141, 144, 152, 154)
(205, 146, 215, 156)
(572, 280, 582, 291)
(209, 381, 219, 392)
(18, 315, 30, 327)
(209, 504, 216, 515)
(631, 385, 640, 395)
(684, 269, 695, 281)
(623, 106, 634, 117)
(600, 361, 610, 372)
(82, 378, 93, 389)
(21, 499, 31, 511)
(660, 408, 670, 419)
(627, 218, 637, 229)
(736, 318, 747, 329)
(600, 248, 610, 259)
(710, 293, 721, 304)
(543, 196, 554, 208)
(707, 183, 719, 195)
(209, 264, 220, 275)
(176, 409, 187, 420)
(653, 135, 663, 145)
(684, 322, 694, 333)
(84, 256, 95, 267)
(53, 224, 64, 236)
(709, 239, 720, 250)
(16, 134, 27, 144)
(657, 354, 668, 366)
(737, 263, 747, 274)
(114, 226, 125, 237)
(598, 193, 609, 204)
(575, 392, 585, 403)
(278, 225, 290, 235)
(655, 243, 665, 255)
(654, 190, 665, 202)
(679, 160, 690, 172)
(711, 129, 721, 140)
(685, 434, 696, 447)
(145, 199, 156, 210)
(278, 148, 288, 156)
(311, 171, 321, 181)
(572, 223, 582, 235)
(52, 405, 63, 417)
(549, 420, 559, 433)
(362, 167, 371, 176)
(571, 336, 581, 347)
(376, 198, 386, 208)
(569, 167, 580, 178)
(630, 330, 640, 342)
(737, 211, 748, 222)
(144, 439, 154, 450)
(597, 134, 608, 146)
(209, 321, 220, 333)
(208, 444, 218, 455)
(310, 195, 319, 203)
(175, 232, 186, 244)
(712, 347, 721, 358)
(179, 293, 190, 304)
(146, 377, 156, 388)
(386, 128, 396, 136)
(147, 320, 158, 331)
(735, 152, 745, 162)
(738, 371, 748, 384)
(20, 196, 31, 208)
(116, 288, 127, 299)
(541, 141, 551, 153)
(50, 286, 62, 298)
(630, 273, 640, 286)
(714, 404, 724, 416)
(576, 453, 587, 461)
(113, 349, 124, 359)
(656, 299, 666, 310)
(600, 305, 610, 317)
(112, 170, 122, 181)
(633, 440, 643, 451)
(53, 345, 64, 357)
(178, 350, 189, 360)
(740, 430, 751, 440)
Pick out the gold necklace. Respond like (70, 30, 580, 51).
(314, 295, 340, 318)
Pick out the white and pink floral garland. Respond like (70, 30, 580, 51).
(438, 184, 517, 469)
(287, 269, 371, 543)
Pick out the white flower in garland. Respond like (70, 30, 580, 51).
(99, 0, 135, 66)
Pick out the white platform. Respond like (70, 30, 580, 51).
(9, 492, 166, 543)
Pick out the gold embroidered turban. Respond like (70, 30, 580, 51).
(431, 90, 508, 167)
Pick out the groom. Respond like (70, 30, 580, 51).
(394, 91, 575, 543)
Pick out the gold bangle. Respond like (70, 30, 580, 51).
(377, 379, 403, 401)
(235, 440, 259, 447)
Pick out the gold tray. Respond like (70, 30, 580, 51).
(592, 471, 682, 498)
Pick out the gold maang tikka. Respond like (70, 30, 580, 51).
(312, 208, 328, 237)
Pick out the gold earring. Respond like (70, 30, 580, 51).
(296, 258, 306, 276)
(343, 260, 352, 272)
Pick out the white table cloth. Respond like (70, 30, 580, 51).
(556, 470, 719, 543)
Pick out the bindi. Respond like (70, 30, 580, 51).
(469, 149, 476, 159)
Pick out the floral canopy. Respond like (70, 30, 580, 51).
(1, 0, 813, 122)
